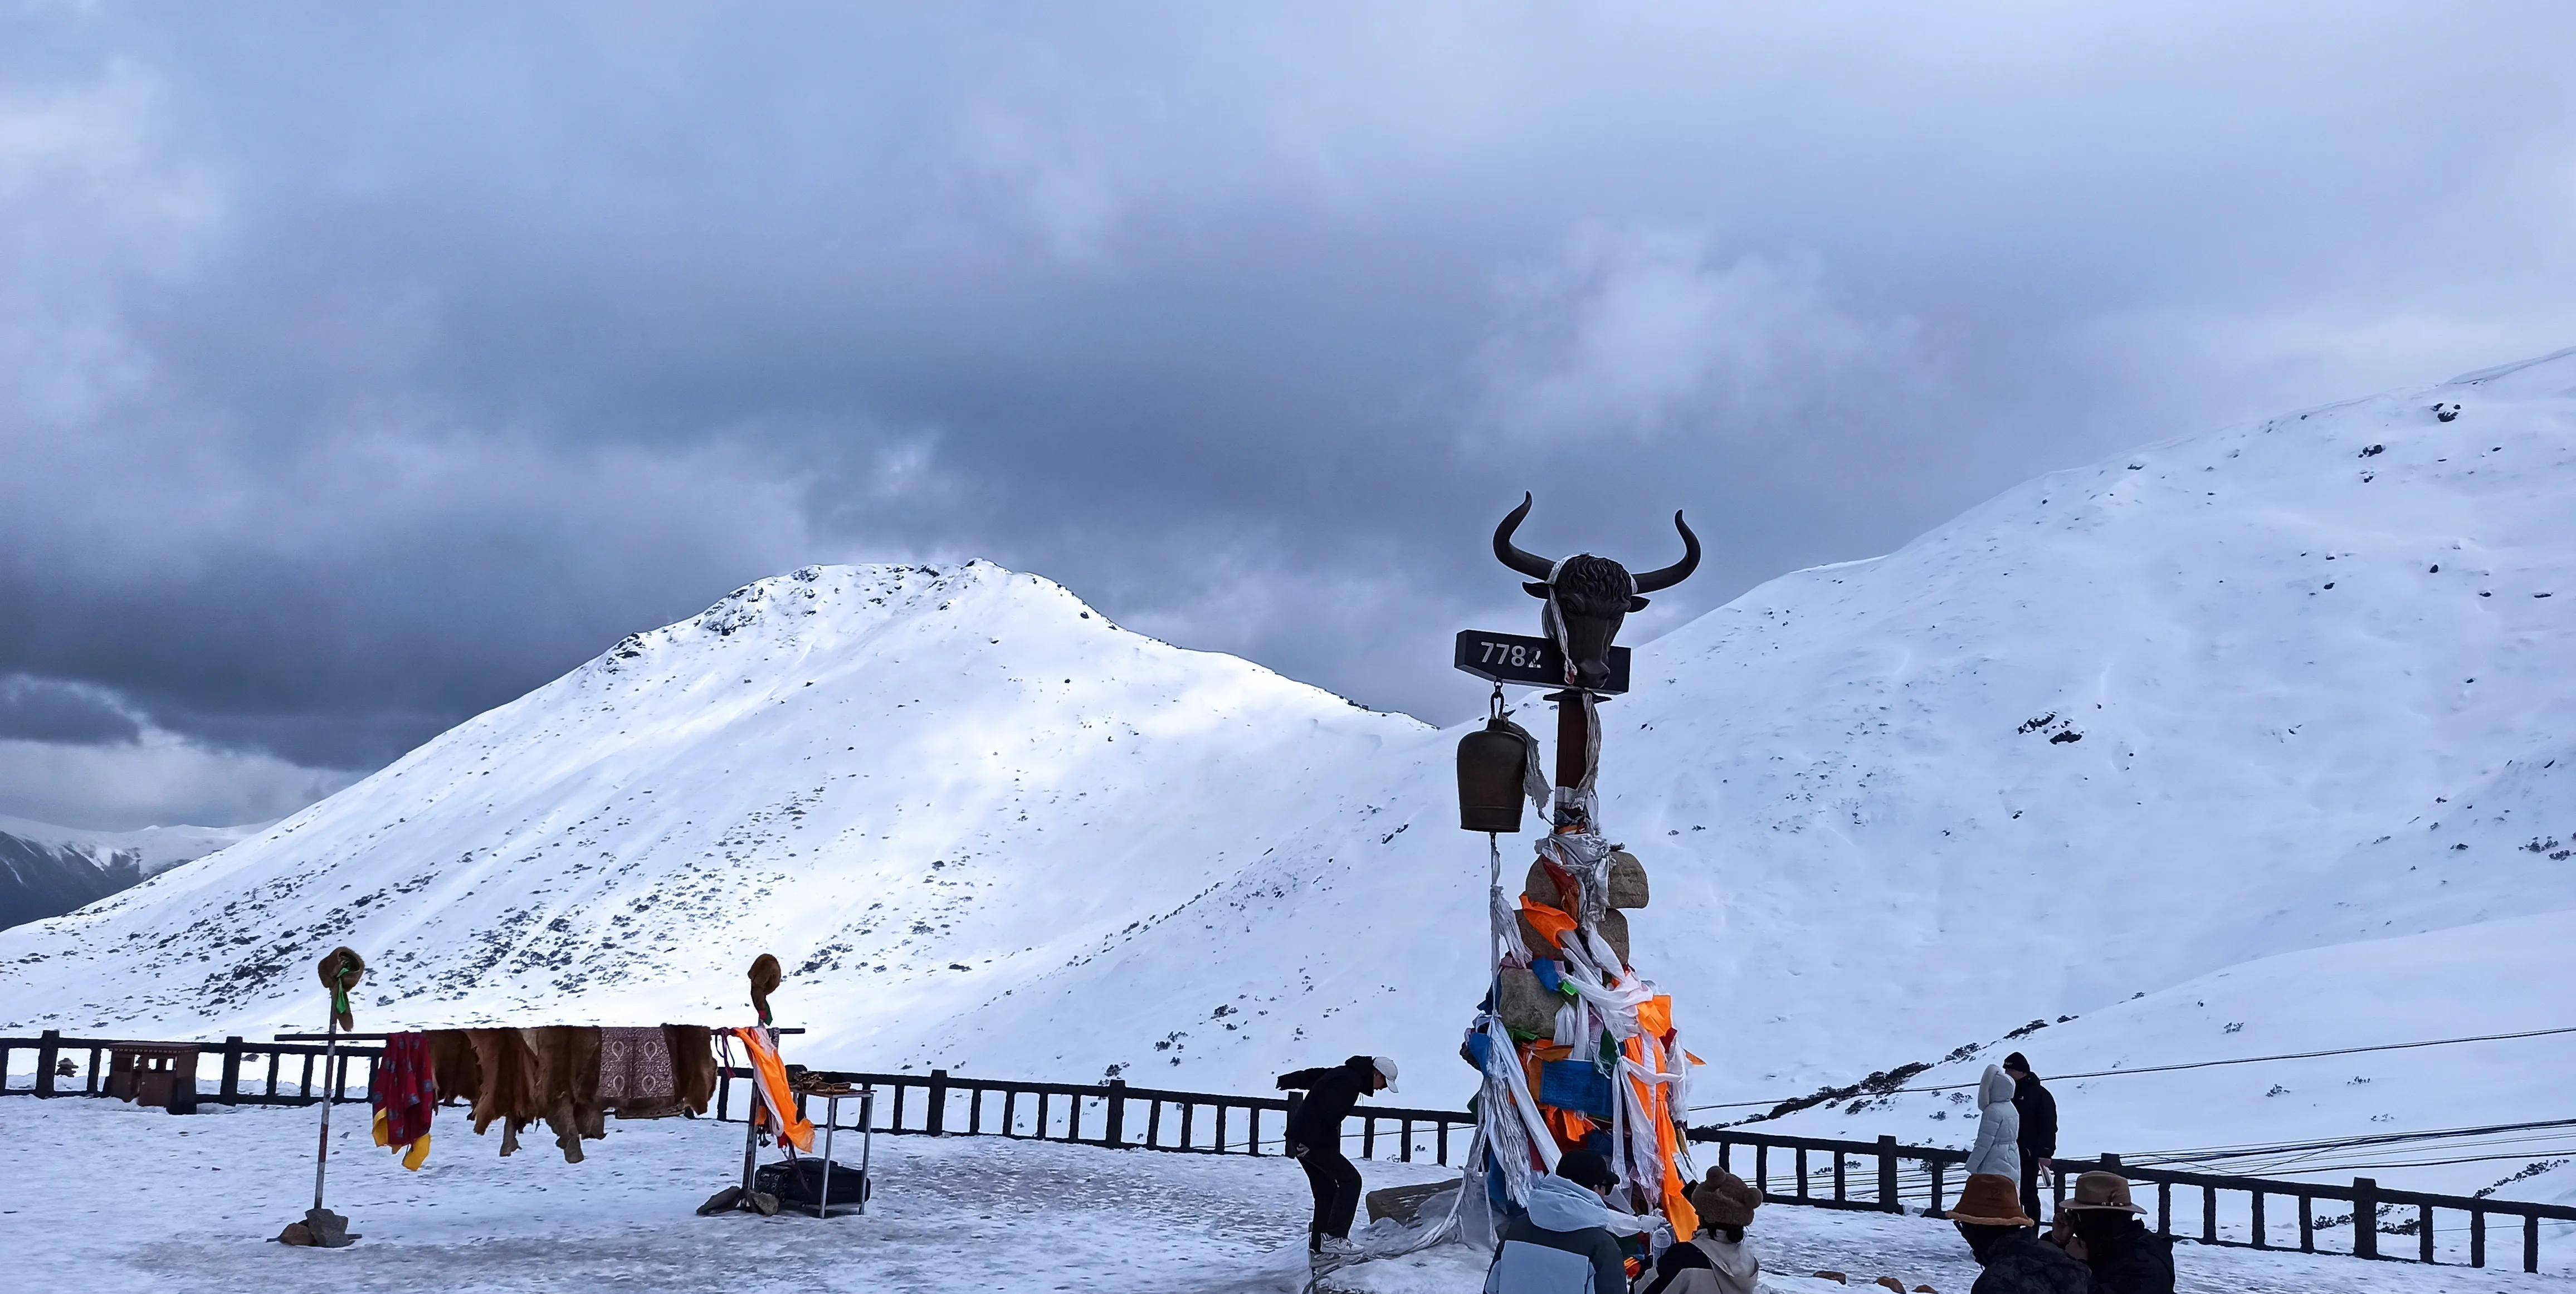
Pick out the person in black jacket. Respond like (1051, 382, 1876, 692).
(2054, 1171, 2175, 1294)
(1277, 1054, 1397, 1253)
(1948, 1171, 2091, 1294)
(2004, 1052, 2058, 1228)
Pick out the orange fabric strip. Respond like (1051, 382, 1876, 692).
(729, 1027, 815, 1153)
(1518, 897, 1580, 953)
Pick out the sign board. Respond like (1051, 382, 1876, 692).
(1452, 629, 1629, 695)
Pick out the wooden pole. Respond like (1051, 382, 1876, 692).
(1548, 688, 1596, 829)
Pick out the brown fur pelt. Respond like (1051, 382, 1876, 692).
(665, 1024, 718, 1116)
(425, 1029, 481, 1106)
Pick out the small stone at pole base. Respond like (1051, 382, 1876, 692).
(277, 1206, 357, 1247)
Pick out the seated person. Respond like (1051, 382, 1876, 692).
(1636, 1168, 1763, 1294)
(1485, 1149, 1638, 1293)
(1946, 1172, 2091, 1294)
(2053, 1171, 2174, 1294)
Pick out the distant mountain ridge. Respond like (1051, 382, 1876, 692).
(0, 815, 262, 931)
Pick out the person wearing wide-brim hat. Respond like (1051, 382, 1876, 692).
(1636, 1169, 1763, 1294)
(2055, 1172, 2174, 1294)
(1947, 1173, 2090, 1293)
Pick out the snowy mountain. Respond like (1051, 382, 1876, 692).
(0, 562, 1432, 1049)
(908, 348, 2576, 1204)
(0, 814, 261, 931)
(2, 350, 2571, 1200)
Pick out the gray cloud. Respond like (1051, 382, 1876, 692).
(0, 675, 140, 746)
(3, 2, 2573, 826)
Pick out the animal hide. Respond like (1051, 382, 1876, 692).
(522, 1026, 604, 1161)
(425, 1029, 481, 1107)
(665, 1024, 718, 1116)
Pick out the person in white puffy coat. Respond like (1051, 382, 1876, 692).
(1963, 1063, 2023, 1183)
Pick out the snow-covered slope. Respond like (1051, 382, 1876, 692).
(0, 814, 260, 930)
(858, 348, 2576, 1200)
(0, 562, 1431, 1047)
(2, 352, 2570, 1200)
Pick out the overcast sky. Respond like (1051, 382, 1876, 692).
(4, 3, 2572, 829)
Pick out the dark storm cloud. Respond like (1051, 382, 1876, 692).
(0, 675, 140, 746)
(4, 3, 2573, 824)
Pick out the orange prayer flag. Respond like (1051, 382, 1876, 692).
(1518, 896, 1579, 953)
(1636, 994, 1673, 1038)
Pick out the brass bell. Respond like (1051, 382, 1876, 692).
(1457, 697, 1533, 834)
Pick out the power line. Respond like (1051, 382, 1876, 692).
(2123, 1117, 2576, 1171)
(1687, 1023, 2576, 1114)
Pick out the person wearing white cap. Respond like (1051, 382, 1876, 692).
(1276, 1054, 1397, 1254)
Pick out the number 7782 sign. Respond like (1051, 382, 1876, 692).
(1451, 629, 1630, 694)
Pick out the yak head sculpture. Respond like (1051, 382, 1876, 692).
(1493, 492, 1700, 691)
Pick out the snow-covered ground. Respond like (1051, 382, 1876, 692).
(3, 348, 2573, 1210)
(0, 1098, 2554, 1293)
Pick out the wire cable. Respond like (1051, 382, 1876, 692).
(1687, 1023, 2576, 1114)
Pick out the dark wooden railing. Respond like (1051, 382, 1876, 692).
(711, 1065, 1475, 1165)
(1689, 1126, 2576, 1275)
(8, 1030, 2567, 1273)
(2, 1029, 383, 1106)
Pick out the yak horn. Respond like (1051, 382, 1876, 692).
(1492, 493, 1556, 580)
(1629, 511, 1701, 593)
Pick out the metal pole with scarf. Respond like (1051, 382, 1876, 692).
(289, 946, 367, 1248)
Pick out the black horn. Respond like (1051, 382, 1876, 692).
(1492, 492, 1557, 580)
(1628, 511, 1701, 593)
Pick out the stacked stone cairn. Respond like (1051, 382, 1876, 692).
(1471, 831, 1700, 1243)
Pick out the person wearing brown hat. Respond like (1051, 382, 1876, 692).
(1947, 1173, 2090, 1294)
(1636, 1169, 1763, 1294)
(2053, 1172, 2173, 1294)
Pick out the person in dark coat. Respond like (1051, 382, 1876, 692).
(2056, 1171, 2175, 1294)
(2004, 1052, 2058, 1227)
(1482, 1148, 1632, 1293)
(1277, 1054, 1397, 1253)
(1948, 1172, 2091, 1294)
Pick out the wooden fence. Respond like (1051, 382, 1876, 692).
(7, 1031, 2568, 1273)
(1690, 1126, 2576, 1275)
(2, 1029, 382, 1106)
(712, 1065, 1476, 1165)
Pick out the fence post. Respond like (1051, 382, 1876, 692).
(33, 1030, 59, 1098)
(1285, 1092, 1303, 1151)
(926, 1070, 948, 1136)
(1104, 1080, 1127, 1148)
(1877, 1137, 1900, 1213)
(2353, 1178, 2378, 1259)
(219, 1037, 244, 1105)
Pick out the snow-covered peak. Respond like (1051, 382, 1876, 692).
(0, 556, 1426, 1044)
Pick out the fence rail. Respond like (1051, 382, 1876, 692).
(711, 1064, 1476, 1165)
(1686, 1126, 2576, 1275)
(2, 1029, 382, 1107)
(7, 1030, 2568, 1273)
